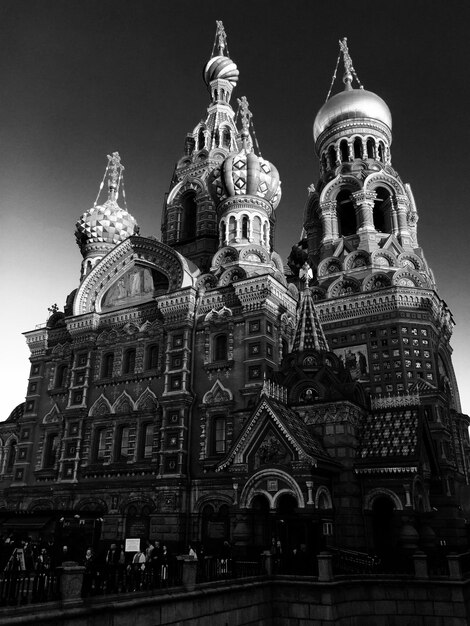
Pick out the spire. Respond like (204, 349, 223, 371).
(93, 152, 126, 209)
(237, 95, 253, 150)
(339, 37, 363, 91)
(215, 20, 227, 56)
(292, 264, 329, 353)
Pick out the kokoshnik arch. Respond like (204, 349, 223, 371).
(0, 25, 468, 563)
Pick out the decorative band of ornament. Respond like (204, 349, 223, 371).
(370, 391, 420, 410)
(260, 375, 288, 404)
(355, 466, 418, 474)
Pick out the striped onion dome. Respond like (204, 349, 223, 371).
(203, 55, 239, 88)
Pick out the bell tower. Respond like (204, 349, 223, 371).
(161, 21, 240, 271)
(291, 38, 461, 412)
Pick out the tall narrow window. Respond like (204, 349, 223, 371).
(214, 335, 228, 362)
(378, 142, 385, 162)
(223, 128, 231, 148)
(141, 424, 154, 459)
(367, 138, 375, 159)
(6, 441, 16, 472)
(353, 137, 363, 159)
(102, 353, 114, 379)
(241, 215, 249, 239)
(117, 426, 131, 462)
(198, 128, 205, 150)
(96, 429, 107, 463)
(147, 345, 159, 370)
(328, 145, 336, 168)
(214, 418, 226, 454)
(336, 190, 356, 236)
(181, 192, 197, 241)
(56, 365, 68, 388)
(123, 349, 136, 375)
(228, 216, 236, 242)
(44, 433, 58, 469)
(340, 140, 349, 162)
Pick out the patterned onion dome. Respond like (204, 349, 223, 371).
(210, 149, 281, 209)
(203, 55, 239, 88)
(75, 200, 139, 249)
(313, 88, 392, 144)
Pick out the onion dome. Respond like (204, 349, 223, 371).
(203, 20, 239, 89)
(75, 152, 139, 254)
(210, 96, 281, 209)
(313, 38, 392, 148)
(314, 89, 392, 143)
(204, 55, 239, 88)
(210, 149, 281, 208)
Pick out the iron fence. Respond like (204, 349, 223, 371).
(0, 570, 60, 606)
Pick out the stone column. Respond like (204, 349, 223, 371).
(59, 561, 85, 603)
(306, 481, 314, 505)
(317, 552, 333, 582)
(413, 551, 429, 579)
(177, 556, 198, 591)
(396, 195, 412, 246)
(447, 553, 462, 579)
(319, 201, 336, 244)
(351, 190, 378, 252)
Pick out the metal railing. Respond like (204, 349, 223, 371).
(196, 557, 263, 583)
(330, 547, 413, 576)
(0, 570, 60, 606)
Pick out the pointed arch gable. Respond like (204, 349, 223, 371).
(73, 236, 199, 315)
(135, 387, 158, 411)
(43, 404, 61, 424)
(89, 393, 113, 417)
(113, 391, 135, 414)
(202, 379, 233, 405)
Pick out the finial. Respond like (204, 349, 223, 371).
(237, 96, 252, 148)
(299, 261, 313, 290)
(106, 152, 124, 202)
(47, 303, 59, 317)
(339, 37, 363, 91)
(216, 20, 227, 55)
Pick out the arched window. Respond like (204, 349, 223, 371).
(378, 142, 385, 162)
(353, 137, 363, 159)
(328, 145, 336, 169)
(222, 128, 231, 148)
(321, 153, 327, 171)
(228, 215, 237, 242)
(44, 433, 59, 469)
(180, 192, 197, 241)
(214, 89, 218, 102)
(366, 138, 375, 159)
(146, 344, 159, 370)
(241, 215, 249, 240)
(252, 216, 262, 244)
(336, 190, 356, 236)
(373, 187, 393, 233)
(56, 364, 68, 388)
(102, 353, 114, 379)
(198, 128, 205, 150)
(340, 139, 349, 162)
(263, 222, 269, 247)
(214, 129, 220, 147)
(123, 349, 136, 375)
(213, 416, 226, 454)
(214, 334, 228, 362)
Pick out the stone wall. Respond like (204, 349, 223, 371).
(2, 575, 470, 626)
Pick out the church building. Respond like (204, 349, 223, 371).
(1, 24, 469, 564)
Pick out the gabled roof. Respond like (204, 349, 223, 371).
(216, 395, 332, 472)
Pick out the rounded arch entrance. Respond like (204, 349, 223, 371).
(365, 490, 402, 563)
(200, 502, 230, 554)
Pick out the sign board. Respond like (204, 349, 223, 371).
(125, 538, 141, 552)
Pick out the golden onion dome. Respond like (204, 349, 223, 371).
(313, 87, 392, 144)
(203, 55, 239, 88)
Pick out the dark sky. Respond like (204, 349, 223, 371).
(1, 0, 469, 416)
